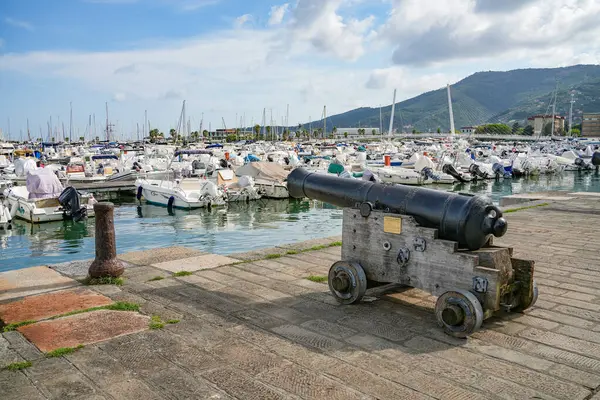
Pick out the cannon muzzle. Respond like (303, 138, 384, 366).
(287, 168, 507, 250)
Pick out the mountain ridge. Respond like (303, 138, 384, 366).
(305, 64, 600, 133)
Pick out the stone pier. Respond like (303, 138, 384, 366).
(2, 193, 600, 399)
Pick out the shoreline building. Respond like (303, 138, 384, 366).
(334, 127, 380, 139)
(527, 115, 565, 136)
(583, 113, 600, 137)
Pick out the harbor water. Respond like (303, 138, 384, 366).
(2, 172, 600, 272)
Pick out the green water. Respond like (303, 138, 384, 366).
(2, 171, 600, 272)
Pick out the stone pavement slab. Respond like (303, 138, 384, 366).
(0, 287, 113, 324)
(0, 266, 78, 302)
(118, 246, 206, 266)
(18, 310, 149, 352)
(152, 253, 238, 272)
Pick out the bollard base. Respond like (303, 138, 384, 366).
(89, 258, 124, 278)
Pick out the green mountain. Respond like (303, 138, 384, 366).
(307, 65, 600, 133)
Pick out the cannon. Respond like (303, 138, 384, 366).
(288, 168, 537, 337)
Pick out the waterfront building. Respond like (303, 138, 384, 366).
(527, 115, 565, 136)
(583, 113, 600, 137)
(334, 127, 380, 138)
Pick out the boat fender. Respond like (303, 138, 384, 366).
(136, 186, 143, 200)
(167, 196, 175, 211)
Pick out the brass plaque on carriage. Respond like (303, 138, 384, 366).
(383, 216, 402, 234)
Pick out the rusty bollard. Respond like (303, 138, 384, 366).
(89, 202, 124, 278)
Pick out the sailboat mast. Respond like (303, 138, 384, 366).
(551, 89, 556, 138)
(144, 109, 148, 139)
(105, 102, 110, 142)
(69, 101, 73, 142)
(388, 89, 397, 137)
(568, 92, 575, 137)
(323, 105, 326, 139)
(447, 84, 456, 135)
(27, 118, 30, 142)
(379, 105, 382, 136)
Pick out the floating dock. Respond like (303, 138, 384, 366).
(2, 193, 600, 399)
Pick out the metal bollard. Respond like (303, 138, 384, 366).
(89, 202, 124, 278)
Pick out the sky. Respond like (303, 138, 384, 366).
(1, 0, 599, 140)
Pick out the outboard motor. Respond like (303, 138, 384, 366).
(492, 163, 511, 179)
(574, 157, 592, 170)
(420, 167, 440, 182)
(192, 160, 202, 170)
(58, 187, 87, 222)
(469, 164, 489, 180)
(219, 159, 228, 168)
(592, 152, 600, 167)
(442, 164, 469, 183)
(283, 156, 290, 165)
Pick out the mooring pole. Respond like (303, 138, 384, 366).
(88, 202, 124, 278)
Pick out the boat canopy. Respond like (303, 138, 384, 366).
(174, 149, 213, 156)
(235, 161, 289, 182)
(25, 168, 64, 200)
(206, 143, 223, 149)
(91, 154, 119, 160)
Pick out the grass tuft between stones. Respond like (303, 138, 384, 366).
(51, 301, 140, 319)
(306, 275, 328, 283)
(46, 344, 84, 358)
(504, 203, 549, 213)
(285, 250, 299, 255)
(3, 320, 37, 332)
(172, 271, 193, 277)
(265, 253, 282, 259)
(166, 319, 180, 324)
(149, 315, 165, 329)
(82, 276, 124, 286)
(148, 276, 165, 282)
(4, 361, 32, 371)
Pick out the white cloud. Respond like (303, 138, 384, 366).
(268, 3, 289, 26)
(235, 14, 252, 28)
(4, 17, 34, 31)
(112, 92, 126, 102)
(378, 0, 600, 67)
(282, 0, 375, 61)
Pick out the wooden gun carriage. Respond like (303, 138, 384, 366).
(288, 168, 537, 337)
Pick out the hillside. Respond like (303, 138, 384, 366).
(305, 65, 600, 133)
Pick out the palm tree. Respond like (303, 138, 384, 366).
(266, 126, 271, 141)
(332, 126, 338, 137)
(344, 132, 348, 138)
(253, 124, 260, 140)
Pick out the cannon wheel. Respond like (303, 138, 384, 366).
(328, 261, 367, 305)
(513, 280, 539, 312)
(435, 290, 483, 338)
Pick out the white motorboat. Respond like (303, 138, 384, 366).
(235, 162, 290, 199)
(135, 178, 227, 209)
(3, 169, 95, 224)
(371, 166, 425, 186)
(0, 201, 11, 229)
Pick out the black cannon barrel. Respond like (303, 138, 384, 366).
(287, 168, 507, 250)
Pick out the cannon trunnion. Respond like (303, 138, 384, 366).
(287, 168, 537, 338)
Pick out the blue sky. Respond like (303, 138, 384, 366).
(1, 0, 598, 140)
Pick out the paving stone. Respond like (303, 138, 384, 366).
(257, 361, 367, 400)
(48, 259, 94, 278)
(0, 369, 46, 400)
(118, 246, 206, 265)
(271, 324, 345, 351)
(25, 356, 103, 399)
(152, 253, 238, 273)
(202, 366, 292, 400)
(18, 310, 149, 352)
(0, 266, 78, 301)
(0, 287, 113, 324)
(0, 334, 22, 368)
(2, 331, 43, 361)
(300, 319, 357, 339)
